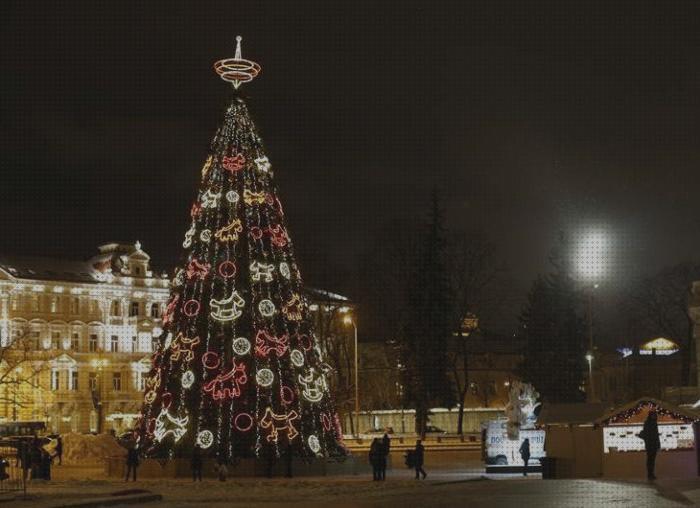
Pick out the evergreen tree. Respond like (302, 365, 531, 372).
(137, 40, 345, 460)
(399, 193, 456, 434)
(518, 235, 586, 403)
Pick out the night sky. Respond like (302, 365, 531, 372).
(2, 1, 700, 333)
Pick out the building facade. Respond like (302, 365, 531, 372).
(0, 243, 355, 436)
(0, 242, 170, 434)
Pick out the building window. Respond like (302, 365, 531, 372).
(51, 370, 60, 390)
(71, 332, 80, 351)
(89, 334, 98, 352)
(150, 303, 161, 318)
(71, 371, 78, 390)
(30, 330, 40, 349)
(112, 372, 122, 392)
(70, 297, 80, 314)
(134, 266, 142, 276)
(129, 302, 140, 317)
(51, 331, 61, 350)
(10, 297, 18, 311)
(50, 297, 58, 313)
(138, 372, 146, 391)
(110, 335, 118, 353)
(151, 337, 159, 353)
(89, 372, 97, 391)
(31, 296, 39, 312)
(132, 336, 138, 353)
(110, 301, 121, 317)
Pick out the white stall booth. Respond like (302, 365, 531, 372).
(598, 398, 699, 479)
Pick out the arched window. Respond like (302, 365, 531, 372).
(150, 303, 161, 318)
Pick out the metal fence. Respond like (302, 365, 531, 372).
(0, 441, 27, 496)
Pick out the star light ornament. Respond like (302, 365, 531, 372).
(258, 299, 276, 317)
(256, 368, 274, 387)
(255, 155, 271, 173)
(181, 370, 195, 389)
(232, 337, 251, 356)
(154, 410, 189, 443)
(196, 430, 214, 449)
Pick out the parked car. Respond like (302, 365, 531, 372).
(424, 425, 447, 434)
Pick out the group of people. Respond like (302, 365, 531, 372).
(16, 436, 61, 482)
(368, 433, 391, 481)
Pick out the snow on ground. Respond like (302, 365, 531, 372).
(60, 433, 124, 465)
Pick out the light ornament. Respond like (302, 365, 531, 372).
(222, 153, 246, 174)
(199, 229, 212, 243)
(290, 349, 304, 367)
(256, 368, 274, 387)
(234, 412, 254, 432)
(250, 261, 275, 282)
(203, 361, 247, 400)
(196, 430, 214, 449)
(298, 368, 327, 403)
(321, 413, 332, 432)
(243, 189, 268, 205)
(279, 262, 291, 280)
(210, 290, 245, 322)
(259, 407, 300, 442)
(201, 189, 221, 209)
(218, 260, 237, 279)
(163, 333, 174, 350)
(202, 351, 221, 370)
(258, 299, 276, 317)
(182, 224, 196, 248)
(181, 370, 195, 389)
(169, 334, 201, 363)
(186, 259, 210, 280)
(266, 225, 289, 247)
(173, 269, 185, 287)
(214, 36, 261, 90)
(308, 435, 321, 455)
(214, 219, 243, 243)
(201, 155, 213, 178)
(281, 385, 295, 404)
(183, 299, 201, 317)
(191, 202, 202, 219)
(226, 190, 240, 203)
(254, 155, 271, 173)
(232, 337, 251, 356)
(154, 409, 189, 443)
(254, 330, 289, 357)
(144, 390, 157, 404)
(282, 294, 304, 321)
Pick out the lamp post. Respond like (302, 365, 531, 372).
(343, 314, 359, 436)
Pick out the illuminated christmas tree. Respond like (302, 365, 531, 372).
(137, 37, 345, 461)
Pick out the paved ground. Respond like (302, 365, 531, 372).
(4, 465, 699, 507)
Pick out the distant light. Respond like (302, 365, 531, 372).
(343, 315, 353, 326)
(585, 353, 594, 362)
(617, 347, 633, 358)
(639, 337, 679, 356)
(574, 228, 612, 283)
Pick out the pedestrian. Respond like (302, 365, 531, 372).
(191, 445, 203, 482)
(369, 438, 382, 481)
(125, 447, 139, 482)
(638, 410, 661, 481)
(30, 439, 42, 480)
(381, 433, 390, 481)
(216, 456, 228, 482)
(54, 436, 63, 466)
(413, 440, 426, 480)
(519, 438, 531, 476)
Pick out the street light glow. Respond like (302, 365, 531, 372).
(343, 315, 353, 326)
(574, 228, 612, 283)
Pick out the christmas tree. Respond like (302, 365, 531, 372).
(137, 37, 345, 461)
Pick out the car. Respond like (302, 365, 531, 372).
(424, 425, 447, 434)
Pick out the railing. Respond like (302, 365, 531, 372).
(0, 441, 27, 497)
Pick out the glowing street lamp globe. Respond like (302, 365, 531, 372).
(574, 229, 611, 283)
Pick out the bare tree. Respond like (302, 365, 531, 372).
(445, 230, 506, 434)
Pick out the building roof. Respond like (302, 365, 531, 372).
(0, 255, 102, 283)
(596, 398, 700, 425)
(537, 403, 613, 425)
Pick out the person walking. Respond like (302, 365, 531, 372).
(191, 445, 203, 482)
(369, 438, 382, 481)
(54, 437, 63, 466)
(380, 433, 390, 481)
(125, 447, 139, 482)
(413, 440, 426, 480)
(519, 438, 531, 476)
(639, 410, 661, 480)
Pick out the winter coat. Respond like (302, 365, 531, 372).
(519, 441, 531, 460)
(639, 417, 661, 452)
(369, 442, 383, 466)
(414, 444, 425, 467)
(382, 435, 391, 456)
(126, 448, 139, 466)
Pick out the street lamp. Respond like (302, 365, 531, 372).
(574, 228, 611, 403)
(342, 314, 359, 436)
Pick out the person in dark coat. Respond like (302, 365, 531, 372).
(413, 440, 426, 480)
(380, 433, 390, 481)
(639, 410, 661, 480)
(30, 439, 42, 480)
(125, 447, 139, 482)
(54, 437, 63, 466)
(191, 445, 203, 482)
(369, 438, 382, 481)
(519, 438, 531, 476)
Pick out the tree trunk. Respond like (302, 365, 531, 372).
(456, 399, 465, 435)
